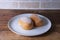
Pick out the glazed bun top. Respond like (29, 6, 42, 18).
(19, 17, 32, 24)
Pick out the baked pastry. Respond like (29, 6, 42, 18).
(18, 17, 33, 30)
(30, 14, 43, 27)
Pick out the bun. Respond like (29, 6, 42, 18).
(18, 17, 33, 30)
(30, 14, 43, 27)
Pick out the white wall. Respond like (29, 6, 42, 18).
(0, 0, 60, 9)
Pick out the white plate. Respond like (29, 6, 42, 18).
(8, 13, 51, 36)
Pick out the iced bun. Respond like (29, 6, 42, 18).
(18, 17, 34, 30)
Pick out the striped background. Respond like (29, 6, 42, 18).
(0, 0, 60, 9)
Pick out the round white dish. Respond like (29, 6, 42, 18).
(8, 13, 51, 36)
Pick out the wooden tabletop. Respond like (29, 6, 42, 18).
(0, 10, 60, 40)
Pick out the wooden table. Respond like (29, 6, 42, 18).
(0, 10, 60, 40)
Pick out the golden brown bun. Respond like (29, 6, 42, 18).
(18, 17, 34, 30)
(30, 14, 43, 27)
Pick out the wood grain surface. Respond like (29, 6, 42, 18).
(0, 10, 60, 40)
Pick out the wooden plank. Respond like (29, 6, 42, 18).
(0, 10, 60, 40)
